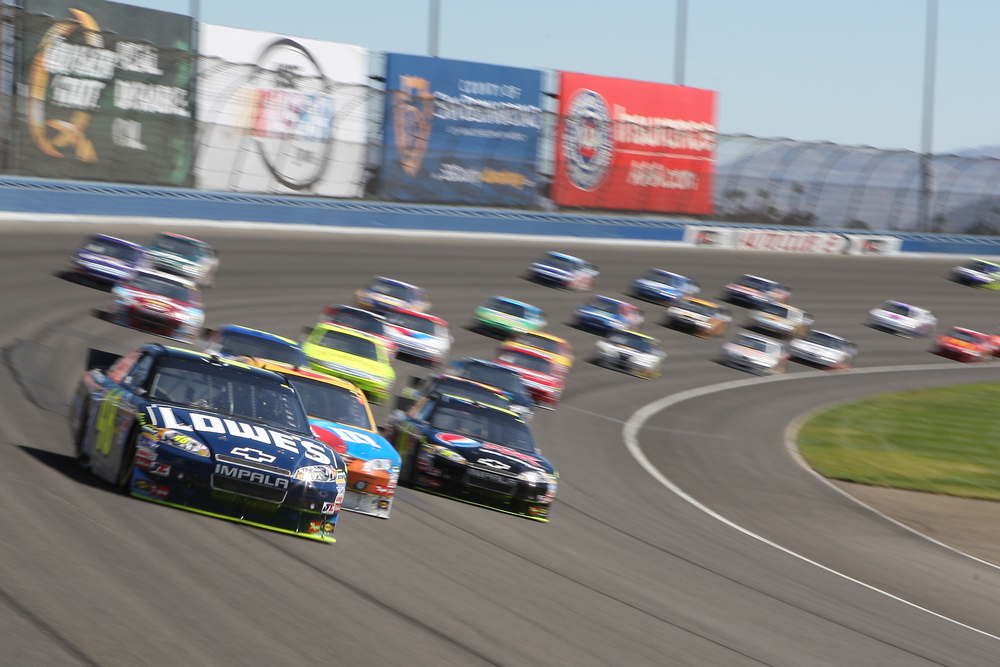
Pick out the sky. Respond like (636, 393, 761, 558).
(118, 0, 999, 155)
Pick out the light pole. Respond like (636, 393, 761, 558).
(918, 0, 938, 232)
(674, 0, 687, 86)
(428, 0, 440, 58)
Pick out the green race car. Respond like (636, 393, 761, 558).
(472, 296, 546, 338)
(302, 323, 395, 404)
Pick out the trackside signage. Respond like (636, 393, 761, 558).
(684, 226, 902, 255)
(552, 72, 717, 215)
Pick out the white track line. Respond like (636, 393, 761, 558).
(622, 362, 1000, 642)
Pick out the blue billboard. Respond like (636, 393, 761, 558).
(379, 54, 543, 206)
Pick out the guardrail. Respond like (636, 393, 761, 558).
(0, 175, 997, 256)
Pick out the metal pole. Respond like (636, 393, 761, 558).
(674, 0, 687, 86)
(428, 0, 440, 57)
(918, 0, 937, 232)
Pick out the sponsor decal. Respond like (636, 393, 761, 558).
(328, 427, 379, 448)
(562, 88, 614, 192)
(321, 501, 338, 514)
(476, 458, 511, 470)
(378, 499, 390, 511)
(684, 226, 902, 256)
(136, 479, 170, 500)
(481, 442, 544, 469)
(228, 447, 277, 464)
(392, 75, 434, 176)
(214, 464, 290, 489)
(436, 433, 478, 447)
(149, 462, 171, 476)
(308, 521, 322, 533)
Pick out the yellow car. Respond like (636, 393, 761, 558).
(664, 298, 732, 338)
(302, 322, 395, 404)
(499, 331, 574, 372)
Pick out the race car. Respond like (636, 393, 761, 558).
(356, 277, 430, 314)
(382, 307, 452, 368)
(320, 304, 398, 359)
(629, 269, 700, 306)
(721, 274, 791, 309)
(63, 233, 148, 287)
(446, 358, 536, 421)
(789, 330, 857, 370)
(301, 323, 395, 404)
(931, 327, 995, 363)
(385, 393, 558, 521)
(472, 296, 546, 338)
(593, 331, 666, 379)
(247, 360, 401, 519)
(949, 259, 1000, 289)
(145, 232, 219, 287)
(745, 302, 813, 339)
(572, 296, 644, 335)
(719, 332, 789, 375)
(868, 301, 936, 338)
(69, 345, 347, 542)
(201, 324, 307, 368)
(525, 251, 598, 291)
(499, 331, 574, 373)
(395, 374, 517, 415)
(493, 347, 564, 409)
(104, 269, 204, 343)
(664, 297, 732, 338)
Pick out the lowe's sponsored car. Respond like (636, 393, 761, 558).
(950, 259, 1000, 290)
(64, 234, 148, 286)
(526, 251, 598, 291)
(70, 345, 348, 543)
(629, 269, 699, 306)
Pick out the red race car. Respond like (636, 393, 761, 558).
(932, 327, 995, 363)
(493, 347, 564, 410)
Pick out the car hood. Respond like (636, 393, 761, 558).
(426, 430, 553, 473)
(148, 248, 198, 266)
(308, 419, 398, 464)
(146, 404, 344, 471)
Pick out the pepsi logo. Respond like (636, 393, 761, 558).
(436, 433, 478, 447)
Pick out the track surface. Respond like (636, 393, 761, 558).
(2, 222, 1000, 666)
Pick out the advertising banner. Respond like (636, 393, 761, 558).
(552, 72, 717, 215)
(15, 0, 195, 186)
(196, 24, 368, 197)
(684, 225, 903, 255)
(378, 53, 543, 206)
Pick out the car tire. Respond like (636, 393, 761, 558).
(116, 427, 139, 493)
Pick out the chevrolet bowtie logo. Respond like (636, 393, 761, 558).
(229, 447, 276, 463)
(477, 459, 510, 470)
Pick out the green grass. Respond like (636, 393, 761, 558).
(797, 382, 1000, 500)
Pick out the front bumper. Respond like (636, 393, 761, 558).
(115, 306, 198, 343)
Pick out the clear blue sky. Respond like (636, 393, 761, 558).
(127, 0, 999, 154)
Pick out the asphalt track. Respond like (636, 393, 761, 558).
(2, 221, 1000, 666)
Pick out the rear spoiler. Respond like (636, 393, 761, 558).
(86, 348, 121, 372)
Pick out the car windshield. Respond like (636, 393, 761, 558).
(429, 403, 536, 451)
(963, 260, 1000, 273)
(148, 359, 309, 434)
(947, 329, 983, 344)
(287, 376, 372, 430)
(455, 362, 525, 396)
(330, 309, 384, 336)
(384, 310, 437, 335)
(316, 329, 379, 361)
(734, 335, 771, 353)
(804, 331, 850, 349)
(608, 332, 656, 352)
(84, 237, 139, 262)
(588, 298, 620, 314)
(432, 378, 511, 410)
(129, 274, 192, 302)
(539, 254, 579, 271)
(881, 302, 912, 316)
(677, 299, 718, 316)
(739, 276, 774, 291)
(644, 270, 680, 286)
(487, 299, 526, 318)
(151, 234, 205, 260)
(369, 279, 418, 301)
(516, 333, 561, 354)
(498, 350, 552, 374)
(218, 331, 304, 367)
(759, 302, 790, 318)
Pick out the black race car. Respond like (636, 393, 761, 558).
(384, 394, 557, 521)
(70, 344, 348, 542)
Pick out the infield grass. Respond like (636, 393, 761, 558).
(797, 381, 1000, 500)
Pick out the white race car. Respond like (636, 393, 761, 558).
(790, 331, 857, 370)
(593, 331, 666, 379)
(868, 301, 936, 338)
(719, 332, 788, 375)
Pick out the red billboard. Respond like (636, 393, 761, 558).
(552, 72, 717, 215)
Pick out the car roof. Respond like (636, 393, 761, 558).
(131, 268, 198, 289)
(462, 357, 520, 373)
(807, 330, 850, 343)
(489, 296, 536, 309)
(737, 332, 780, 346)
(88, 234, 144, 250)
(154, 232, 209, 246)
(249, 359, 367, 394)
(329, 305, 382, 321)
(543, 251, 584, 263)
(610, 330, 658, 342)
(498, 346, 550, 362)
(385, 306, 447, 325)
(948, 327, 985, 337)
(369, 276, 421, 291)
(647, 269, 685, 279)
(311, 322, 382, 343)
(216, 324, 298, 347)
(431, 392, 522, 419)
(590, 295, 627, 306)
(153, 345, 288, 383)
(517, 331, 567, 344)
(681, 297, 721, 308)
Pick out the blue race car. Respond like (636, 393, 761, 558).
(384, 393, 558, 521)
(202, 324, 307, 368)
(629, 269, 700, 305)
(63, 233, 148, 287)
(525, 251, 599, 291)
(572, 296, 644, 335)
(70, 344, 348, 543)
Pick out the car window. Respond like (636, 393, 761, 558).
(288, 376, 373, 430)
(316, 329, 379, 361)
(123, 353, 155, 391)
(219, 331, 305, 367)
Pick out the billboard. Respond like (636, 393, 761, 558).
(196, 24, 369, 197)
(552, 72, 717, 215)
(15, 0, 195, 186)
(378, 54, 543, 206)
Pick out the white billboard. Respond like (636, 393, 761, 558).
(196, 24, 369, 197)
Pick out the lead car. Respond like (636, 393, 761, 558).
(70, 344, 348, 543)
